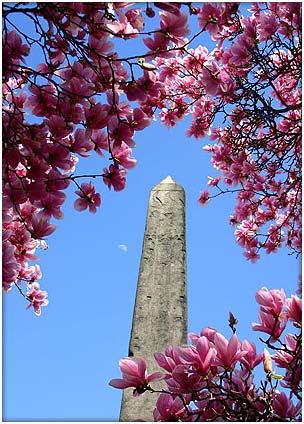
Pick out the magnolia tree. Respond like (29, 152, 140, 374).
(2, 1, 302, 420)
(3, 1, 301, 311)
(110, 287, 302, 421)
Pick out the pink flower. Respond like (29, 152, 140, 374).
(143, 32, 169, 52)
(3, 30, 30, 78)
(207, 176, 220, 187)
(40, 190, 66, 219)
(257, 12, 278, 41)
(198, 4, 221, 34)
(88, 35, 113, 56)
(108, 116, 135, 147)
(228, 35, 252, 67)
(214, 333, 247, 370)
(128, 108, 151, 131)
(272, 347, 294, 369)
(244, 249, 260, 263)
(255, 287, 286, 317)
(26, 282, 49, 316)
(4, 30, 30, 58)
(44, 143, 72, 171)
(24, 264, 42, 282)
(125, 81, 147, 102)
(26, 84, 57, 116)
(106, 11, 138, 38)
(3, 241, 20, 291)
(166, 364, 204, 394)
(188, 326, 217, 345)
(84, 103, 110, 130)
(200, 327, 217, 342)
(74, 182, 101, 213)
(91, 130, 108, 156)
(154, 346, 185, 373)
(200, 63, 221, 95)
(240, 340, 263, 370)
(187, 98, 214, 139)
(160, 11, 189, 41)
(198, 190, 209, 206)
(103, 165, 126, 191)
(46, 169, 71, 191)
(235, 219, 258, 248)
(70, 129, 94, 157)
(45, 115, 72, 139)
(252, 310, 287, 340)
(61, 76, 95, 99)
(272, 392, 301, 420)
(112, 142, 136, 169)
(109, 357, 163, 395)
(285, 295, 302, 324)
(125, 8, 144, 32)
(30, 213, 56, 239)
(153, 393, 187, 421)
(178, 336, 217, 376)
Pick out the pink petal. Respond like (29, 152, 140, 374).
(137, 358, 147, 378)
(202, 347, 216, 370)
(196, 336, 209, 359)
(74, 198, 87, 211)
(109, 378, 132, 389)
(119, 358, 139, 376)
(177, 346, 197, 363)
(214, 333, 228, 357)
(147, 371, 164, 383)
(227, 335, 239, 359)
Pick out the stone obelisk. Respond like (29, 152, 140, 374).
(120, 176, 187, 421)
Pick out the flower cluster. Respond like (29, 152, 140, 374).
(150, 2, 301, 261)
(110, 287, 302, 421)
(3, 2, 301, 314)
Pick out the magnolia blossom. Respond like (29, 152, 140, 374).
(109, 357, 163, 395)
(165, 364, 205, 394)
(285, 295, 302, 324)
(160, 11, 189, 42)
(26, 283, 49, 316)
(3, 0, 301, 350)
(272, 392, 301, 420)
(112, 142, 137, 169)
(74, 182, 101, 213)
(110, 286, 301, 421)
(198, 190, 209, 206)
(153, 393, 188, 421)
(255, 287, 286, 317)
(103, 165, 126, 191)
(177, 336, 217, 376)
(213, 333, 247, 370)
(154, 345, 184, 374)
(240, 340, 263, 370)
(252, 310, 287, 340)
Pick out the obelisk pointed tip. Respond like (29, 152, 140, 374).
(152, 176, 184, 191)
(160, 175, 175, 184)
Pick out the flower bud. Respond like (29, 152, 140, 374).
(263, 348, 272, 373)
(137, 58, 156, 71)
(145, 7, 155, 18)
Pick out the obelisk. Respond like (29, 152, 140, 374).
(120, 176, 187, 421)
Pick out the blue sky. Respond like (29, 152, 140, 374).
(3, 3, 300, 421)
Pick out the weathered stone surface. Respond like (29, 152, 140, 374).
(120, 176, 187, 421)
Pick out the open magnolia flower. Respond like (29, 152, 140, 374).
(109, 357, 163, 395)
(110, 286, 302, 421)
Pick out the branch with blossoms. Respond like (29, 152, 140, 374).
(3, 2, 301, 312)
(110, 287, 302, 421)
